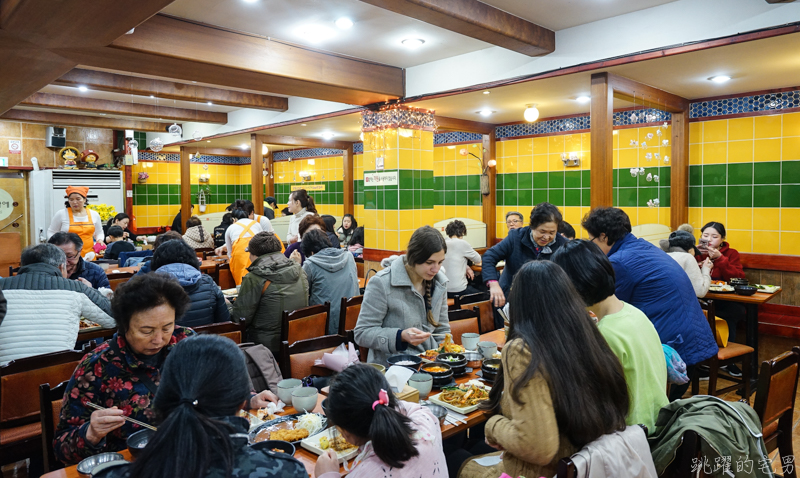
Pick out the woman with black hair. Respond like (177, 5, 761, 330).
(442, 220, 482, 299)
(215, 208, 263, 285)
(95, 335, 306, 478)
(103, 213, 138, 243)
(482, 202, 567, 307)
(152, 240, 230, 327)
(315, 364, 447, 478)
(337, 214, 358, 246)
(286, 189, 317, 243)
(460, 261, 630, 478)
(354, 226, 450, 364)
(694, 221, 744, 281)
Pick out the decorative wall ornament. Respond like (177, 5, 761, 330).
(168, 123, 182, 137)
(361, 105, 436, 132)
(149, 137, 164, 152)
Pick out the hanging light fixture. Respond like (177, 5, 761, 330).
(262, 144, 269, 155)
(523, 104, 540, 123)
(149, 137, 164, 152)
(168, 123, 183, 137)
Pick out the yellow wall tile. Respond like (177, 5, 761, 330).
(637, 207, 658, 225)
(688, 208, 702, 230)
(779, 232, 800, 255)
(727, 141, 753, 163)
(548, 135, 565, 153)
(726, 208, 753, 231)
(689, 144, 702, 165)
(533, 155, 548, 172)
(753, 208, 780, 231)
(783, 112, 800, 137)
(618, 148, 638, 169)
(702, 120, 727, 143)
(517, 155, 533, 173)
(702, 207, 727, 226)
(754, 115, 782, 139)
(701, 142, 727, 164)
(782, 137, 800, 161)
(503, 140, 518, 157)
(753, 138, 780, 162)
(725, 230, 752, 253)
(533, 137, 549, 155)
(689, 123, 701, 144)
(727, 117, 753, 141)
(780, 208, 800, 232)
(517, 138, 533, 156)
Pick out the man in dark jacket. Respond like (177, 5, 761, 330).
(48, 232, 111, 289)
(150, 240, 230, 327)
(263, 196, 277, 220)
(582, 207, 718, 400)
(170, 204, 194, 234)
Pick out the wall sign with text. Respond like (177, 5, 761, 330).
(363, 171, 398, 186)
(290, 184, 326, 191)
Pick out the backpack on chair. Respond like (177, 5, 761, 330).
(239, 342, 284, 393)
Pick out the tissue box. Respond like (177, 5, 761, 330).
(395, 385, 419, 403)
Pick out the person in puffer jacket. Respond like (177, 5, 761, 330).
(150, 239, 229, 327)
(182, 216, 215, 249)
(0, 244, 114, 365)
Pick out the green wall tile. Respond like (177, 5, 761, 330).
(518, 189, 532, 206)
(399, 190, 413, 209)
(456, 191, 468, 205)
(638, 187, 657, 205)
(613, 171, 618, 187)
(618, 188, 637, 207)
(385, 191, 398, 209)
(364, 190, 376, 209)
(504, 173, 517, 190)
(533, 172, 547, 189)
(443, 191, 455, 207)
(754, 162, 780, 184)
(434, 191, 444, 205)
(158, 184, 169, 195)
(548, 189, 564, 206)
(582, 170, 591, 187)
(565, 189, 580, 206)
(517, 173, 532, 189)
(782, 161, 800, 184)
(399, 170, 413, 189)
(469, 191, 482, 206)
(533, 190, 548, 204)
(504, 190, 518, 206)
(659, 167, 671, 186)
(456, 176, 468, 190)
(702, 186, 726, 207)
(564, 171, 581, 188)
(618, 171, 637, 188)
(444, 176, 456, 191)
(413, 191, 421, 208)
(727, 186, 752, 207)
(421, 190, 434, 208)
(496, 174, 504, 190)
(133, 194, 143, 206)
(548, 172, 564, 189)
(689, 165, 702, 186)
(433, 177, 443, 191)
(581, 188, 590, 207)
(782, 185, 800, 207)
(702, 164, 726, 186)
(496, 191, 504, 206)
(659, 188, 671, 207)
(467, 175, 480, 190)
(145, 184, 158, 195)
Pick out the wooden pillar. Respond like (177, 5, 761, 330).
(671, 110, 690, 228)
(250, 134, 264, 208)
(590, 72, 614, 208)
(482, 131, 497, 246)
(343, 144, 354, 216)
(265, 150, 274, 197)
(179, 146, 191, 231)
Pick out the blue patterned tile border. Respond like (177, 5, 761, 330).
(613, 108, 671, 126)
(434, 132, 483, 145)
(273, 148, 344, 161)
(496, 115, 591, 139)
(354, 142, 363, 154)
(137, 152, 251, 164)
(690, 89, 800, 118)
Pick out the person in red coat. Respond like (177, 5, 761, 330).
(695, 221, 746, 376)
(695, 222, 745, 281)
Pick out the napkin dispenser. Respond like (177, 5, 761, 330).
(395, 385, 419, 403)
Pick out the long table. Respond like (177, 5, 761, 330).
(45, 331, 506, 477)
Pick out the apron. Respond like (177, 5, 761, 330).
(253, 214, 285, 253)
(230, 220, 257, 286)
(68, 208, 96, 257)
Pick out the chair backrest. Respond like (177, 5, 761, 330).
(460, 298, 494, 334)
(39, 381, 68, 472)
(8, 265, 19, 277)
(354, 257, 365, 278)
(697, 299, 716, 332)
(281, 303, 330, 346)
(193, 318, 247, 344)
(753, 347, 800, 428)
(281, 335, 348, 379)
(447, 308, 480, 345)
(106, 271, 134, 291)
(0, 349, 86, 428)
(217, 263, 235, 290)
(338, 296, 363, 336)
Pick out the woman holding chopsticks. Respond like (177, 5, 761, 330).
(354, 226, 451, 365)
(53, 274, 279, 465)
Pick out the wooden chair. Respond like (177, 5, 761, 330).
(193, 318, 247, 344)
(280, 335, 348, 379)
(338, 296, 368, 360)
(752, 347, 800, 478)
(216, 263, 235, 290)
(8, 265, 19, 277)
(691, 300, 753, 402)
(458, 292, 495, 334)
(354, 257, 365, 278)
(447, 307, 480, 346)
(555, 425, 650, 478)
(194, 247, 214, 259)
(0, 350, 86, 471)
(39, 381, 68, 473)
(106, 271, 134, 291)
(281, 303, 330, 348)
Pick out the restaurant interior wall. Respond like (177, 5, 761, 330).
(272, 152, 345, 220)
(0, 121, 114, 169)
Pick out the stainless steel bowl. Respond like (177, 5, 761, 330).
(76, 452, 126, 477)
(423, 404, 448, 427)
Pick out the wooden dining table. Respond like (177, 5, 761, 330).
(45, 330, 508, 478)
(703, 288, 781, 385)
(104, 259, 218, 276)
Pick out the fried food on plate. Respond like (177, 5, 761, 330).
(269, 428, 309, 442)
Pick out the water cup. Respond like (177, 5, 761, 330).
(408, 373, 433, 400)
(276, 378, 302, 405)
(291, 387, 319, 412)
(478, 341, 498, 360)
(461, 333, 480, 351)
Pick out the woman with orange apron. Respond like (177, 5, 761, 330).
(47, 186, 102, 257)
(229, 220, 258, 285)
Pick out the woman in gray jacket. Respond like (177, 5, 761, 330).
(354, 226, 450, 364)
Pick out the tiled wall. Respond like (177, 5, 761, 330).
(687, 112, 800, 255)
(433, 143, 484, 223)
(0, 121, 114, 168)
(273, 155, 345, 219)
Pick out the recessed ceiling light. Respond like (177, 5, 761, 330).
(192, 81, 197, 83)
(149, 95, 155, 98)
(301, 123, 307, 126)
(243, 0, 257, 2)
(478, 109, 494, 117)
(207, 102, 213, 106)
(335, 17, 353, 29)
(78, 86, 88, 92)
(576, 96, 591, 103)
(524, 104, 540, 123)
(483, 91, 490, 95)
(206, 140, 211, 142)
(320, 132, 336, 139)
(709, 75, 731, 84)
(99, 113, 106, 116)
(401, 38, 425, 49)
(240, 143, 248, 149)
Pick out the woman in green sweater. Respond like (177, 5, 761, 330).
(552, 239, 669, 429)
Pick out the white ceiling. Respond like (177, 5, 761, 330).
(38, 85, 237, 113)
(160, 0, 680, 69)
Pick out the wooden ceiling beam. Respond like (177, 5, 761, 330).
(255, 134, 354, 151)
(20, 93, 228, 124)
(436, 116, 495, 135)
(53, 15, 405, 106)
(604, 73, 690, 113)
(357, 0, 554, 56)
(182, 147, 251, 157)
(2, 109, 172, 133)
(54, 69, 288, 111)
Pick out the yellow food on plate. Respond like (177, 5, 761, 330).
(439, 383, 490, 408)
(425, 333, 465, 356)
(331, 435, 357, 453)
(319, 436, 330, 450)
(269, 428, 309, 442)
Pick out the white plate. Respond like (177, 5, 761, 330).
(300, 428, 359, 463)
(429, 385, 492, 414)
(754, 284, 781, 294)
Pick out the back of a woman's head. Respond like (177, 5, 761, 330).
(298, 214, 327, 238)
(128, 335, 251, 478)
(507, 261, 629, 448)
(406, 225, 446, 266)
(152, 239, 201, 271)
(230, 208, 249, 220)
(154, 231, 183, 250)
(445, 220, 467, 238)
(327, 365, 419, 468)
(185, 216, 202, 229)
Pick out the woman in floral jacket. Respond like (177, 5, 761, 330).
(54, 273, 280, 464)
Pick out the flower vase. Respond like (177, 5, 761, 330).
(138, 178, 147, 184)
